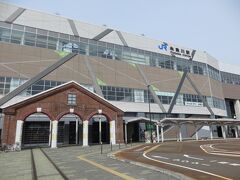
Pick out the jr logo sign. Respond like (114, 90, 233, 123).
(158, 42, 168, 51)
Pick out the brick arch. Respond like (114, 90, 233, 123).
(56, 111, 84, 121)
(21, 110, 53, 122)
(85, 110, 113, 122)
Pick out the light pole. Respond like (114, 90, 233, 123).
(98, 109, 102, 144)
(147, 85, 153, 143)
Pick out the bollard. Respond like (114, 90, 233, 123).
(118, 141, 120, 149)
(125, 142, 127, 148)
(110, 141, 112, 151)
(101, 142, 103, 154)
(130, 138, 132, 147)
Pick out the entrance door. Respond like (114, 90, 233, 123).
(69, 121, 76, 144)
(23, 121, 50, 146)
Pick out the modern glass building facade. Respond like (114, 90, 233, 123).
(0, 2, 240, 131)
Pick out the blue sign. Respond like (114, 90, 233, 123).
(158, 42, 168, 51)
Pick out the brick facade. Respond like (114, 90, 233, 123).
(2, 81, 124, 145)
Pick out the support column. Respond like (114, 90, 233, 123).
(51, 120, 58, 148)
(156, 124, 160, 143)
(179, 124, 182, 142)
(48, 120, 52, 146)
(83, 120, 88, 146)
(234, 100, 240, 119)
(221, 125, 226, 139)
(110, 120, 116, 145)
(161, 125, 164, 142)
(75, 118, 78, 144)
(194, 124, 199, 141)
(15, 120, 24, 147)
(209, 125, 213, 140)
(125, 123, 128, 143)
(99, 117, 102, 143)
(235, 126, 239, 138)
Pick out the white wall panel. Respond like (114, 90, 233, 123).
(0, 3, 19, 21)
(15, 10, 73, 35)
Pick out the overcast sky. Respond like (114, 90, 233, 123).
(2, 0, 240, 65)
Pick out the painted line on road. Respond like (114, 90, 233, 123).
(134, 146, 150, 152)
(218, 162, 229, 165)
(200, 145, 240, 157)
(143, 145, 232, 180)
(201, 164, 210, 166)
(78, 155, 136, 180)
(151, 155, 169, 160)
(183, 154, 204, 160)
(229, 163, 240, 166)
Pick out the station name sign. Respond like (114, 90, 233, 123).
(158, 42, 192, 58)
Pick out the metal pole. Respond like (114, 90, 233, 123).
(100, 142, 103, 154)
(110, 141, 112, 151)
(148, 85, 153, 143)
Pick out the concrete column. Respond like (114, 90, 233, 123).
(221, 125, 226, 139)
(235, 126, 239, 138)
(99, 117, 102, 143)
(194, 124, 199, 141)
(110, 120, 116, 145)
(48, 120, 52, 146)
(83, 120, 88, 146)
(51, 120, 58, 148)
(75, 118, 78, 144)
(15, 120, 24, 147)
(156, 124, 160, 143)
(161, 125, 164, 142)
(209, 125, 213, 140)
(234, 100, 240, 119)
(179, 125, 182, 142)
(124, 123, 128, 143)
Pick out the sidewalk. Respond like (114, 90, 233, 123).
(0, 144, 181, 180)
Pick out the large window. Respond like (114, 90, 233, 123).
(0, 22, 234, 83)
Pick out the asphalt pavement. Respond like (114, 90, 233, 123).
(116, 139, 240, 180)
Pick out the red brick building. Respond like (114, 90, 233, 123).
(2, 81, 124, 148)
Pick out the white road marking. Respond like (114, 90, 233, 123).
(200, 144, 240, 157)
(181, 160, 189, 163)
(134, 146, 149, 152)
(183, 154, 204, 160)
(229, 163, 240, 166)
(143, 145, 232, 180)
(191, 162, 199, 165)
(210, 160, 217, 162)
(151, 155, 169, 160)
(202, 164, 210, 166)
(218, 162, 229, 164)
(172, 159, 180, 162)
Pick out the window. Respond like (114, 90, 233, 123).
(176, 48, 179, 52)
(186, 50, 190, 55)
(68, 93, 77, 105)
(181, 49, 185, 53)
(170, 47, 174, 51)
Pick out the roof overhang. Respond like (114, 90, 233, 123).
(124, 116, 158, 124)
(158, 118, 240, 126)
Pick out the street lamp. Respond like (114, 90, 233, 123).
(147, 85, 153, 143)
(98, 109, 102, 144)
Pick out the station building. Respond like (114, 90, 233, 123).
(0, 3, 240, 148)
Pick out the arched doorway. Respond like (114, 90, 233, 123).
(88, 115, 110, 144)
(57, 114, 83, 145)
(22, 113, 51, 147)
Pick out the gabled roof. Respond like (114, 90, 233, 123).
(2, 80, 123, 113)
